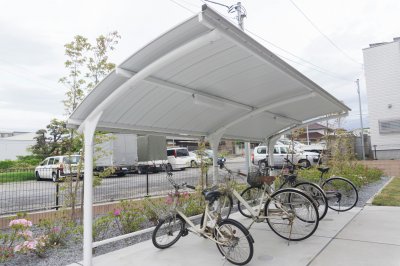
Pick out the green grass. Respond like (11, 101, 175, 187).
(0, 170, 35, 183)
(372, 177, 400, 206)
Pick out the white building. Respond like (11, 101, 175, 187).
(0, 133, 36, 160)
(363, 37, 400, 159)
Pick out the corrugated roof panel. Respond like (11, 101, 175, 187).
(68, 5, 350, 142)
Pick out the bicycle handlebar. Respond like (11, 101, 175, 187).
(166, 172, 195, 190)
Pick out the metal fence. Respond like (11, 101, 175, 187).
(0, 164, 246, 216)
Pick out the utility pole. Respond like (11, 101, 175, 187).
(205, 1, 247, 31)
(356, 79, 365, 160)
(205, 0, 249, 171)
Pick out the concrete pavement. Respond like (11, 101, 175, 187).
(68, 205, 400, 266)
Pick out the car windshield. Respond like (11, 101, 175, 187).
(63, 156, 81, 164)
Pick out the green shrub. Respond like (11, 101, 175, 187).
(0, 160, 15, 170)
(297, 162, 383, 189)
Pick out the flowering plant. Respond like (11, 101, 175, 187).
(165, 191, 190, 206)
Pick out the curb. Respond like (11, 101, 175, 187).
(365, 176, 395, 206)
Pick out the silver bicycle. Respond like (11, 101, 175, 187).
(152, 172, 254, 265)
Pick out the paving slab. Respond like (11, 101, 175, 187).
(310, 206, 400, 266)
(336, 205, 400, 245)
(69, 208, 362, 266)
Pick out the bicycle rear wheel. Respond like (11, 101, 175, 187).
(294, 182, 328, 220)
(237, 186, 263, 218)
(152, 215, 185, 249)
(214, 218, 254, 265)
(265, 188, 319, 241)
(322, 177, 358, 212)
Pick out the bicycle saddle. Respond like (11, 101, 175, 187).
(317, 167, 330, 173)
(202, 190, 222, 203)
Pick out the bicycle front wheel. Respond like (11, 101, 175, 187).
(322, 177, 358, 212)
(265, 188, 319, 241)
(214, 218, 254, 265)
(152, 215, 185, 249)
(294, 182, 328, 220)
(238, 186, 263, 218)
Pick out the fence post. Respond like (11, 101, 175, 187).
(55, 182, 59, 210)
(146, 166, 149, 196)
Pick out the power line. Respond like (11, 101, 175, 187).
(169, 0, 197, 14)
(288, 0, 363, 67)
(245, 29, 355, 82)
(172, 0, 358, 83)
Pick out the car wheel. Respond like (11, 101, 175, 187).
(190, 160, 197, 168)
(52, 172, 58, 182)
(166, 164, 173, 172)
(36, 172, 42, 181)
(258, 160, 267, 170)
(138, 167, 146, 175)
(298, 159, 311, 168)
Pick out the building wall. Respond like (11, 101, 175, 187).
(363, 40, 400, 158)
(0, 140, 34, 160)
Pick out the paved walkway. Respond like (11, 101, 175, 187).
(69, 205, 400, 266)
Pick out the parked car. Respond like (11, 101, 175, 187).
(252, 145, 320, 169)
(35, 155, 82, 182)
(192, 149, 226, 165)
(167, 147, 193, 170)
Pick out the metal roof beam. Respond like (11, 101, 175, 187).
(210, 92, 316, 137)
(76, 29, 221, 133)
(116, 68, 252, 111)
(116, 68, 300, 125)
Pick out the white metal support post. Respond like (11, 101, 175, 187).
(207, 132, 223, 185)
(244, 142, 251, 173)
(80, 112, 103, 266)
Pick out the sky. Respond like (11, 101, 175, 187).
(0, 0, 399, 133)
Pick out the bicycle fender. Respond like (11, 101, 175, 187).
(221, 218, 255, 243)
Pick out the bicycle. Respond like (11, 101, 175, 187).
(278, 158, 329, 220)
(283, 158, 358, 212)
(213, 162, 319, 242)
(152, 172, 254, 265)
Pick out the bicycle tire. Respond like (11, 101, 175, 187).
(322, 177, 358, 212)
(264, 188, 319, 241)
(294, 182, 328, 220)
(152, 215, 185, 249)
(214, 218, 254, 265)
(237, 186, 263, 218)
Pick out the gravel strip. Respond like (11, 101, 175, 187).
(3, 176, 390, 266)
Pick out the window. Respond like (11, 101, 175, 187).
(41, 159, 49, 166)
(63, 156, 81, 164)
(257, 147, 266, 154)
(176, 149, 189, 157)
(54, 158, 60, 164)
(379, 119, 400, 134)
(48, 158, 55, 165)
(280, 147, 288, 154)
(273, 147, 279, 154)
(167, 150, 175, 156)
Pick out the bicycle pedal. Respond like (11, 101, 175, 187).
(181, 228, 189, 237)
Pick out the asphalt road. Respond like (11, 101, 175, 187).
(0, 161, 247, 215)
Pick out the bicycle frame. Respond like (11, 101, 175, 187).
(167, 192, 232, 245)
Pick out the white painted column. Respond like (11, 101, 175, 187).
(208, 133, 223, 185)
(244, 142, 251, 174)
(81, 112, 102, 266)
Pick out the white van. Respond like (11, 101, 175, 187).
(252, 145, 320, 168)
(166, 147, 193, 171)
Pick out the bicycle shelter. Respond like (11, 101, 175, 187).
(67, 5, 350, 266)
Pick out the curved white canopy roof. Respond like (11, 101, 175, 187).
(68, 5, 349, 142)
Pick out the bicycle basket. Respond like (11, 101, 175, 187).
(247, 170, 276, 187)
